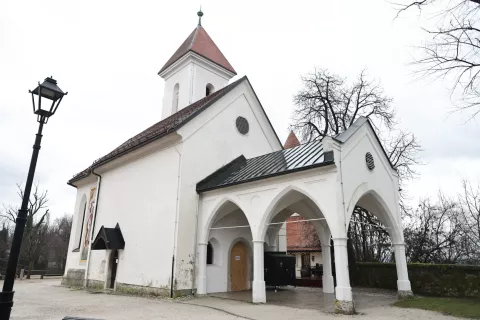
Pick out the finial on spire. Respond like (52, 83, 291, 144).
(197, 6, 203, 26)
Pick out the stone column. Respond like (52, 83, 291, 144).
(393, 243, 412, 298)
(332, 237, 355, 314)
(252, 240, 266, 303)
(197, 242, 208, 295)
(321, 244, 335, 294)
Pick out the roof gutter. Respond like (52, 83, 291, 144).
(67, 181, 77, 188)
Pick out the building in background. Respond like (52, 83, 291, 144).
(286, 214, 322, 278)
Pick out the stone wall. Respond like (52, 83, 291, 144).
(61, 269, 85, 287)
(115, 282, 171, 297)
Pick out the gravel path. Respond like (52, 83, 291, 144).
(4, 279, 457, 319)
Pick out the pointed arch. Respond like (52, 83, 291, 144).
(346, 183, 403, 244)
(201, 196, 252, 243)
(256, 185, 331, 241)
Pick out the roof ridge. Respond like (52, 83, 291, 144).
(189, 25, 200, 49)
(69, 77, 248, 184)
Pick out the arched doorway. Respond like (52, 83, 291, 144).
(230, 241, 248, 291)
(259, 187, 335, 297)
(109, 250, 119, 289)
(346, 189, 411, 296)
(198, 199, 253, 294)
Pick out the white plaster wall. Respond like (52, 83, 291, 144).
(277, 224, 286, 251)
(161, 62, 192, 119)
(198, 166, 339, 258)
(86, 144, 181, 289)
(295, 254, 301, 277)
(311, 252, 323, 266)
(64, 180, 98, 274)
(191, 62, 229, 102)
(206, 211, 253, 293)
(338, 124, 402, 240)
(291, 252, 322, 278)
(174, 80, 282, 290)
(161, 56, 232, 120)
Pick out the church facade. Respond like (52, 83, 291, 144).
(63, 12, 412, 314)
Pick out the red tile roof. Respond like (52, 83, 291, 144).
(69, 77, 246, 184)
(158, 25, 236, 75)
(284, 131, 301, 149)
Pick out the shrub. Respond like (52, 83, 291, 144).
(354, 262, 480, 298)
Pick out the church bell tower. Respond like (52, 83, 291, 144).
(158, 10, 237, 119)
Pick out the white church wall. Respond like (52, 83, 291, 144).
(197, 166, 339, 258)
(161, 62, 192, 119)
(197, 167, 339, 294)
(277, 223, 286, 251)
(338, 124, 402, 238)
(206, 211, 253, 293)
(174, 81, 283, 290)
(64, 180, 98, 274)
(191, 62, 229, 102)
(311, 252, 323, 266)
(160, 55, 232, 120)
(85, 144, 181, 288)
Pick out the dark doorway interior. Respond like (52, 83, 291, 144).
(110, 250, 118, 289)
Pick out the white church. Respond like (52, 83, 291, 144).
(63, 11, 412, 314)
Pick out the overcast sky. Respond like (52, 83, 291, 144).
(1, 0, 479, 219)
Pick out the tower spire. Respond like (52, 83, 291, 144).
(197, 6, 203, 26)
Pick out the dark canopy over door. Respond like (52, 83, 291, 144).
(91, 223, 125, 250)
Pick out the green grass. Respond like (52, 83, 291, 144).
(394, 297, 480, 319)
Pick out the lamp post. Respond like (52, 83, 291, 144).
(0, 77, 67, 319)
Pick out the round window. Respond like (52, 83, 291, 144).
(365, 152, 375, 170)
(236, 117, 249, 135)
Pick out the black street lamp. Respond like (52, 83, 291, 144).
(0, 77, 67, 319)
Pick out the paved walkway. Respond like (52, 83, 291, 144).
(4, 279, 456, 320)
(210, 287, 398, 313)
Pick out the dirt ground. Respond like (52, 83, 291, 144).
(4, 279, 457, 320)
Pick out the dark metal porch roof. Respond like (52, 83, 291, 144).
(196, 139, 334, 193)
(92, 223, 125, 250)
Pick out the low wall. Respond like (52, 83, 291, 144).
(354, 262, 480, 298)
(61, 269, 86, 287)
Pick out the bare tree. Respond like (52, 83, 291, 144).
(1, 183, 50, 275)
(291, 69, 395, 140)
(291, 69, 422, 195)
(291, 69, 422, 265)
(299, 218, 321, 249)
(348, 207, 392, 263)
(46, 214, 73, 271)
(458, 180, 480, 262)
(0, 223, 9, 260)
(404, 193, 468, 263)
(396, 0, 480, 117)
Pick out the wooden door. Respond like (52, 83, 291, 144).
(230, 241, 248, 291)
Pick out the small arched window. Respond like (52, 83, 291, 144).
(206, 242, 213, 265)
(206, 83, 215, 97)
(172, 83, 180, 113)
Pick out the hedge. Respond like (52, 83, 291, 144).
(353, 262, 480, 298)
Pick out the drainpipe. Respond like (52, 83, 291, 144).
(191, 193, 201, 295)
(171, 144, 182, 298)
(83, 168, 102, 288)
